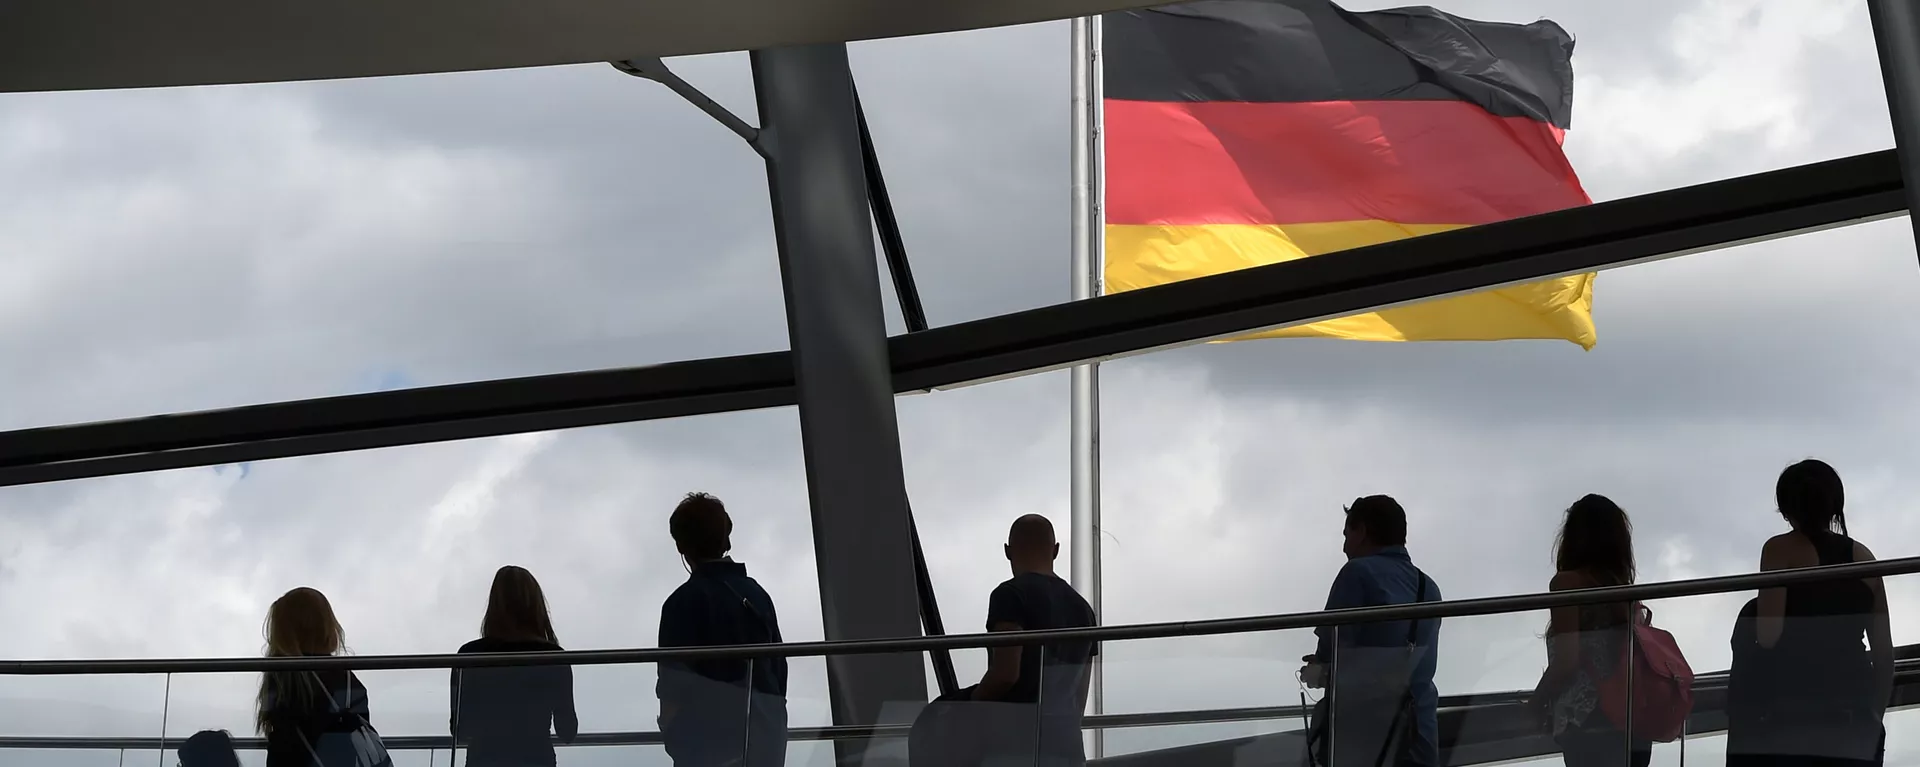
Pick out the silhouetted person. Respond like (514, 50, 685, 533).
(982, 514, 1098, 763)
(657, 492, 787, 767)
(1529, 494, 1649, 767)
(255, 587, 391, 767)
(913, 514, 1097, 767)
(178, 730, 240, 767)
(452, 565, 579, 767)
(1728, 460, 1891, 767)
(1300, 496, 1440, 767)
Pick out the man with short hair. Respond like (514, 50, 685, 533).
(1301, 495, 1442, 767)
(911, 514, 1098, 767)
(657, 492, 788, 767)
(979, 514, 1099, 764)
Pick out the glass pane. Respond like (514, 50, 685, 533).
(864, 1, 1894, 323)
(1326, 616, 1440, 767)
(313, 668, 444, 767)
(782, 653, 918, 767)
(0, 672, 169, 738)
(1090, 211, 1920, 763)
(1098, 629, 1312, 761)
(156, 664, 677, 766)
(0, 672, 168, 767)
(452, 657, 578, 767)
(856, 639, 1080, 767)
(0, 408, 808, 643)
(848, 23, 1075, 327)
(896, 369, 1100, 762)
(571, 661, 654, 765)
(779, 656, 835, 767)
(15, 0, 1887, 426)
(656, 649, 758, 767)
(1, 53, 784, 430)
(0, 408, 810, 765)
(1423, 609, 1552, 767)
(1652, 567, 1903, 767)
(1876, 705, 1919, 767)
(160, 670, 259, 767)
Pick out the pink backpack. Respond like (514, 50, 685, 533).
(1595, 605, 1695, 742)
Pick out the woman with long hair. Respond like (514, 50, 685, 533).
(451, 566, 578, 767)
(1530, 494, 1649, 767)
(1730, 460, 1891, 767)
(256, 587, 378, 767)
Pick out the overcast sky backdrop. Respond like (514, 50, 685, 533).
(1, 0, 1916, 765)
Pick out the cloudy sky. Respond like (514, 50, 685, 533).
(1, 0, 1917, 765)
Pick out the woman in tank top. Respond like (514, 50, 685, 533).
(1732, 459, 1892, 767)
(1531, 494, 1650, 767)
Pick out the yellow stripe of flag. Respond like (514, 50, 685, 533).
(1105, 222, 1596, 349)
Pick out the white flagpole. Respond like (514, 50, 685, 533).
(1068, 12, 1106, 761)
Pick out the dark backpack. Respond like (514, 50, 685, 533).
(295, 674, 394, 767)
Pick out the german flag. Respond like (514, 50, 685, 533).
(1103, 0, 1596, 348)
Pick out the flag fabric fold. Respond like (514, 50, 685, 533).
(1102, 0, 1597, 348)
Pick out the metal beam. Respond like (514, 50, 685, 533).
(0, 352, 798, 485)
(612, 58, 762, 150)
(750, 43, 929, 736)
(856, 87, 930, 335)
(606, 51, 959, 700)
(0, 0, 1169, 93)
(1871, 0, 1920, 252)
(906, 513, 959, 695)
(0, 149, 1903, 486)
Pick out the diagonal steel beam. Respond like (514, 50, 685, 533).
(856, 86, 931, 335)
(0, 149, 1902, 487)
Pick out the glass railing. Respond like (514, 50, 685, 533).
(0, 556, 1914, 767)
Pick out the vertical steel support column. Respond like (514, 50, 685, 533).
(1871, 0, 1920, 253)
(751, 44, 930, 739)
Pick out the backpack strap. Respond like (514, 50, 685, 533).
(1303, 569, 1433, 767)
(1405, 569, 1431, 647)
(304, 672, 375, 732)
(1382, 570, 1431, 767)
(713, 578, 774, 644)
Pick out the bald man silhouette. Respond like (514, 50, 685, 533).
(975, 514, 1099, 763)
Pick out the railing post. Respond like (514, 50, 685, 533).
(1625, 622, 1636, 766)
(1327, 630, 1339, 767)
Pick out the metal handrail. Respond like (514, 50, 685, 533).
(0, 704, 1290, 752)
(0, 694, 1549, 752)
(16, 661, 1920, 755)
(0, 699, 1532, 752)
(0, 555, 1911, 675)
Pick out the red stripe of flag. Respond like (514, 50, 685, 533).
(1104, 99, 1590, 227)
